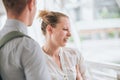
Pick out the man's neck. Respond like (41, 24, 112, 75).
(7, 11, 29, 26)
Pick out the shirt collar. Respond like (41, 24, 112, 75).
(5, 19, 28, 35)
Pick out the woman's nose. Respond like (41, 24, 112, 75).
(67, 31, 71, 37)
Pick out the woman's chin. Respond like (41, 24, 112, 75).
(61, 43, 67, 47)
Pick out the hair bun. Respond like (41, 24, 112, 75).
(39, 10, 49, 19)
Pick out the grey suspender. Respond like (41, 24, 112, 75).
(0, 31, 30, 49)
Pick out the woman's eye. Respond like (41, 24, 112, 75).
(63, 28, 68, 31)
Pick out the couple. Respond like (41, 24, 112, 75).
(0, 0, 87, 80)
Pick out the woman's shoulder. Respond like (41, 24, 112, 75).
(62, 47, 82, 57)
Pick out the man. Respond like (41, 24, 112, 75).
(0, 0, 51, 80)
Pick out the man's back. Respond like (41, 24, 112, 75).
(0, 19, 51, 80)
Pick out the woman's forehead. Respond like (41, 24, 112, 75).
(58, 17, 70, 25)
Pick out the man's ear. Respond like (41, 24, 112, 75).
(46, 25, 53, 34)
(28, 0, 35, 11)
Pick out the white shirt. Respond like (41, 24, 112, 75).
(42, 47, 87, 80)
(0, 19, 51, 80)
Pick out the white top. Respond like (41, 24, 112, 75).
(0, 19, 51, 80)
(42, 47, 87, 80)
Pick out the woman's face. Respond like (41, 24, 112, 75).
(51, 17, 71, 47)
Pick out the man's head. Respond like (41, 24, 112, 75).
(2, 0, 37, 26)
(3, 0, 28, 15)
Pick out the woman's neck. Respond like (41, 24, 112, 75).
(43, 42, 63, 70)
(43, 43, 60, 57)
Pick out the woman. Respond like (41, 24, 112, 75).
(39, 10, 87, 80)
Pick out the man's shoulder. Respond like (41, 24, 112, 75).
(0, 28, 6, 39)
(22, 36, 40, 49)
(1, 34, 40, 53)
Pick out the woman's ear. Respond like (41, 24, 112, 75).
(46, 25, 53, 34)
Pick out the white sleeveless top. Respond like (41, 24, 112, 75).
(42, 47, 87, 80)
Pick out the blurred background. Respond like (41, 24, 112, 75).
(0, 0, 120, 80)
